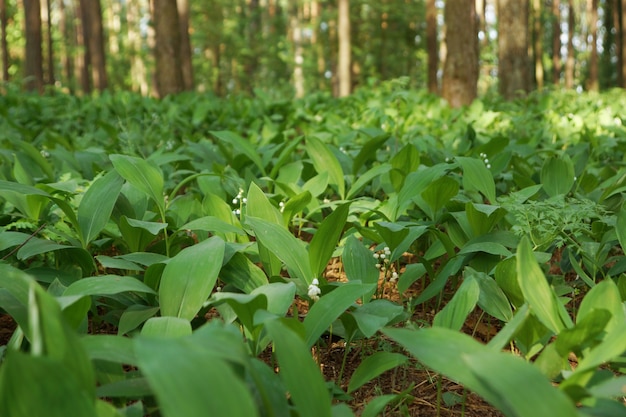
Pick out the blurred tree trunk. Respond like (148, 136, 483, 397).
(127, 0, 148, 95)
(338, 0, 351, 97)
(153, 0, 184, 97)
(290, 2, 304, 98)
(565, 0, 575, 88)
(426, 0, 438, 93)
(586, 0, 598, 90)
(81, 0, 108, 90)
(58, 0, 74, 91)
(618, 0, 626, 88)
(0, 0, 9, 83)
(177, 0, 194, 90)
(74, 0, 90, 92)
(24, 0, 44, 92)
(532, 0, 544, 89)
(498, 0, 529, 99)
(442, 0, 478, 107)
(42, 0, 53, 86)
(552, 0, 562, 85)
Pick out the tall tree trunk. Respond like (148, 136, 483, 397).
(58, 0, 74, 91)
(619, 0, 626, 88)
(498, 0, 529, 99)
(42, 0, 53, 86)
(587, 0, 598, 90)
(127, 0, 147, 94)
(426, 0, 438, 93)
(177, 0, 194, 90)
(565, 0, 575, 88)
(552, 0, 562, 85)
(442, 0, 478, 107)
(532, 0, 544, 89)
(81, 0, 108, 90)
(290, 3, 304, 98)
(337, 0, 351, 97)
(153, 0, 184, 97)
(24, 0, 44, 92)
(0, 0, 9, 83)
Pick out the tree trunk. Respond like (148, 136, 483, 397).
(621, 0, 626, 86)
(552, 0, 562, 85)
(81, 0, 108, 90)
(177, 0, 194, 90)
(58, 0, 74, 91)
(290, 3, 304, 98)
(587, 0, 598, 90)
(426, 0, 438, 93)
(442, 0, 478, 107)
(498, 0, 529, 99)
(24, 0, 44, 92)
(532, 0, 544, 89)
(337, 0, 351, 97)
(41, 0, 54, 86)
(565, 0, 575, 88)
(0, 0, 9, 83)
(153, 0, 184, 97)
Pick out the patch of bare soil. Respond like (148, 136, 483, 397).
(0, 314, 16, 346)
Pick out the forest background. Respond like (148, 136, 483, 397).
(2, 0, 626, 104)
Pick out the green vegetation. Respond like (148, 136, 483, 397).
(1, 83, 626, 416)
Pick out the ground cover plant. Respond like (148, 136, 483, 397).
(1, 82, 626, 416)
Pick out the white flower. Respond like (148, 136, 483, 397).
(308, 279, 321, 301)
(311, 278, 319, 286)
(390, 272, 398, 283)
(373, 253, 380, 259)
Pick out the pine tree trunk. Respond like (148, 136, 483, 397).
(177, 0, 194, 90)
(153, 0, 184, 97)
(498, 0, 529, 99)
(81, 0, 108, 90)
(24, 0, 44, 92)
(442, 0, 478, 107)
(553, 0, 562, 85)
(426, 0, 438, 93)
(337, 0, 351, 97)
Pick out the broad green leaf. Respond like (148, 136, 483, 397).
(616, 204, 626, 254)
(413, 255, 467, 306)
(181, 216, 245, 235)
(118, 305, 160, 335)
(16, 238, 73, 260)
(159, 236, 225, 320)
(245, 216, 312, 290)
(81, 335, 137, 365)
(495, 257, 524, 307)
(433, 275, 479, 330)
(465, 202, 505, 236)
(348, 352, 408, 393)
(64, 275, 156, 297)
(309, 203, 350, 277)
(516, 236, 566, 334)
(0, 351, 96, 417)
(352, 132, 389, 175)
(303, 282, 376, 347)
(540, 154, 575, 197)
(457, 157, 497, 203)
(360, 395, 401, 417)
(342, 235, 380, 302)
(347, 163, 391, 199)
(220, 252, 269, 293)
(306, 135, 345, 199)
(420, 176, 459, 220)
(487, 303, 531, 351)
(264, 318, 332, 417)
(389, 143, 420, 190)
(555, 309, 612, 357)
(124, 218, 168, 235)
(0, 231, 30, 251)
(96, 256, 143, 271)
(349, 299, 405, 337)
(211, 130, 267, 176)
(78, 170, 124, 247)
(576, 278, 623, 332)
(135, 333, 258, 417)
(468, 268, 513, 322)
(384, 327, 578, 417)
(396, 164, 448, 220)
(110, 154, 165, 215)
(141, 317, 192, 337)
(0, 179, 52, 197)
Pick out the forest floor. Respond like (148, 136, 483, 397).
(0, 255, 507, 417)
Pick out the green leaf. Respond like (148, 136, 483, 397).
(457, 157, 497, 203)
(349, 299, 405, 337)
(118, 306, 160, 335)
(264, 318, 332, 417)
(211, 130, 267, 176)
(64, 275, 156, 297)
(309, 203, 350, 277)
(303, 282, 376, 347)
(306, 135, 345, 199)
(135, 332, 258, 417)
(384, 327, 578, 417)
(540, 154, 575, 197)
(468, 268, 513, 322)
(347, 163, 391, 199)
(516, 236, 566, 334)
(245, 216, 312, 290)
(347, 352, 408, 393)
(433, 275, 480, 330)
(352, 132, 389, 175)
(576, 278, 623, 332)
(420, 176, 459, 220)
(342, 235, 379, 302)
(81, 335, 137, 365)
(181, 216, 245, 235)
(159, 236, 225, 320)
(141, 317, 192, 337)
(220, 252, 269, 293)
(78, 171, 124, 247)
(110, 154, 165, 215)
